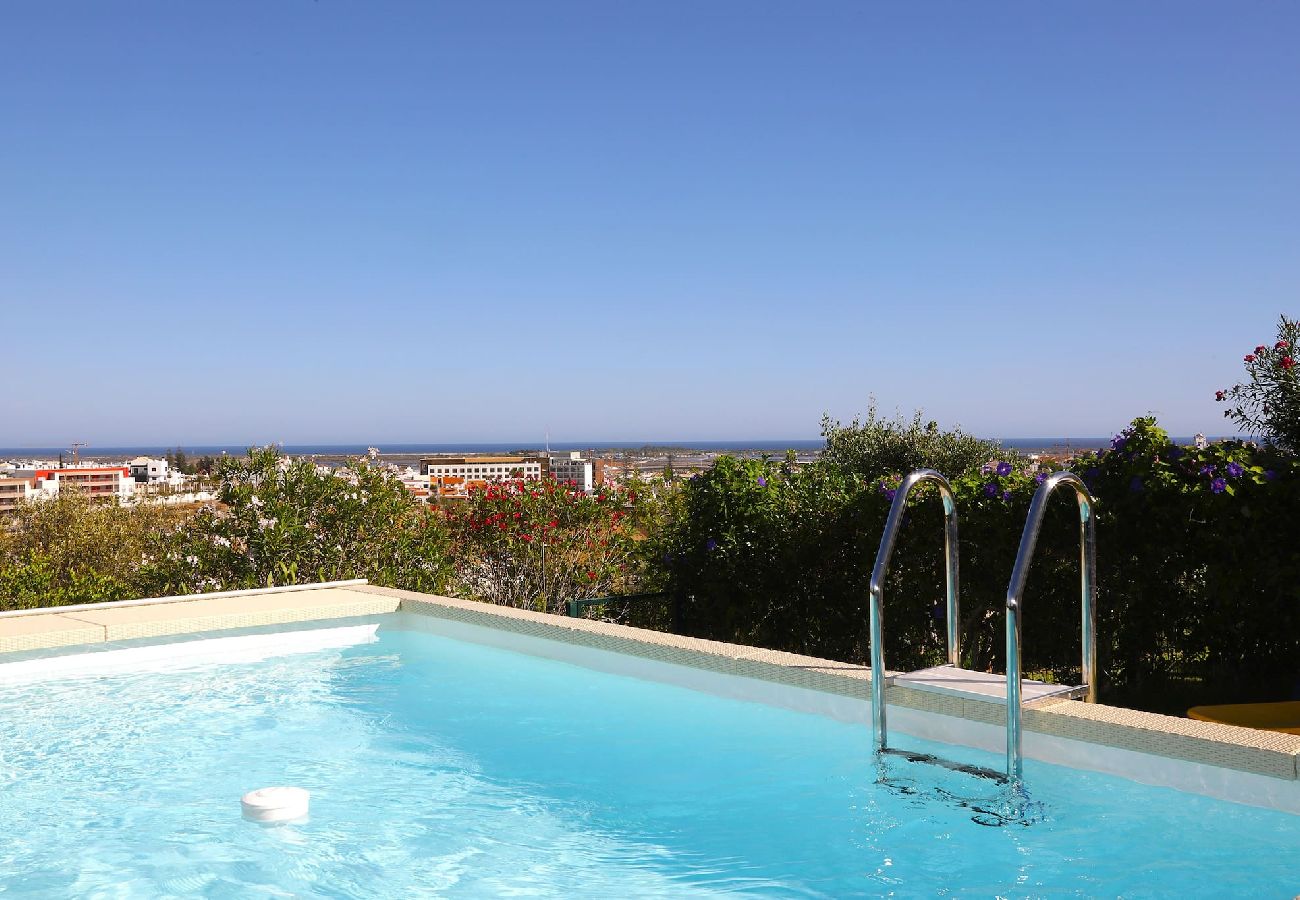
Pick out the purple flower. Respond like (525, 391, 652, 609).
(984, 482, 999, 497)
(1001, 490, 1012, 502)
(1199, 464, 1216, 477)
(1210, 478, 1226, 494)
(705, 538, 718, 551)
(1111, 434, 1128, 451)
(980, 464, 993, 475)
(1129, 476, 1143, 493)
(1226, 462, 1243, 478)
(884, 488, 897, 502)
(1264, 469, 1277, 481)
(757, 475, 768, 487)
(996, 461, 1012, 477)
(1034, 472, 1047, 485)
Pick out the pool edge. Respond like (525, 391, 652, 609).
(2, 581, 1298, 812)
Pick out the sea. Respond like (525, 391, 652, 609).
(0, 438, 1217, 459)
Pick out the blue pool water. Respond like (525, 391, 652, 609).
(1, 623, 1298, 897)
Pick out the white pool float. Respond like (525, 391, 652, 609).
(241, 786, 310, 823)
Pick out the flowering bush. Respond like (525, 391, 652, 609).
(155, 447, 453, 593)
(1217, 315, 1300, 453)
(659, 418, 1300, 710)
(1065, 418, 1299, 701)
(442, 476, 662, 615)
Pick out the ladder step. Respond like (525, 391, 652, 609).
(894, 664, 1086, 706)
(879, 747, 1008, 783)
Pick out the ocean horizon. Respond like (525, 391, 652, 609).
(0, 436, 1233, 459)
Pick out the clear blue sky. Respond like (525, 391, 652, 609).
(2, 2, 1296, 445)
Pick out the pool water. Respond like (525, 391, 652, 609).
(1, 622, 1298, 897)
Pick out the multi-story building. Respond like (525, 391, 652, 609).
(419, 456, 547, 500)
(31, 466, 135, 501)
(548, 452, 594, 492)
(128, 457, 170, 483)
(0, 477, 35, 513)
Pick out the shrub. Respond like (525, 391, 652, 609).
(155, 447, 453, 593)
(821, 401, 1006, 480)
(1068, 417, 1299, 702)
(1217, 315, 1300, 453)
(659, 453, 1066, 675)
(0, 491, 183, 609)
(659, 417, 1300, 711)
(442, 476, 663, 615)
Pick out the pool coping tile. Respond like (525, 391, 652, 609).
(2, 581, 1297, 784)
(351, 585, 1300, 782)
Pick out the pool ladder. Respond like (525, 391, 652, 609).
(869, 470, 1097, 781)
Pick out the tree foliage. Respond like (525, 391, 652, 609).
(821, 401, 1005, 480)
(441, 476, 663, 615)
(661, 416, 1300, 711)
(153, 447, 453, 593)
(0, 491, 182, 608)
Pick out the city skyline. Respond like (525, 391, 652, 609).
(3, 2, 1296, 443)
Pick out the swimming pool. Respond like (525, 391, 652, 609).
(2, 614, 1298, 896)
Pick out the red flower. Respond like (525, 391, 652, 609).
(1255, 345, 1268, 354)
(520, 533, 533, 542)
(547, 519, 558, 528)
(1283, 357, 1296, 370)
(1245, 354, 1256, 363)
(586, 571, 596, 580)
(1215, 390, 1226, 401)
(1276, 341, 1288, 350)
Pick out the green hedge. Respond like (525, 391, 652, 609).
(658, 419, 1300, 710)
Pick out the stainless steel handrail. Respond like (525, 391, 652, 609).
(1004, 471, 1098, 780)
(869, 469, 960, 753)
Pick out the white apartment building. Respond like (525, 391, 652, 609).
(548, 452, 594, 493)
(30, 466, 135, 501)
(420, 456, 545, 481)
(419, 456, 546, 499)
(128, 457, 170, 483)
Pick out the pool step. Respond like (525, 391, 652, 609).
(893, 664, 1086, 707)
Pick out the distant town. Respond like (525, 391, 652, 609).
(0, 434, 1227, 515)
(0, 444, 820, 514)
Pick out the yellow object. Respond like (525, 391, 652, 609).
(1187, 701, 1300, 736)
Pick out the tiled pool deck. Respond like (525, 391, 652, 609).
(2, 581, 1298, 804)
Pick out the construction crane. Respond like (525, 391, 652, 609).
(70, 442, 87, 466)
